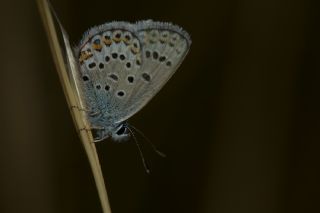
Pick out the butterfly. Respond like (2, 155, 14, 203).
(62, 20, 191, 142)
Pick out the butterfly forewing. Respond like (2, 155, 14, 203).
(118, 22, 191, 122)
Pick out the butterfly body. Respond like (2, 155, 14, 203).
(74, 20, 191, 142)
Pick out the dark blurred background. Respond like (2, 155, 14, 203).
(0, 0, 319, 212)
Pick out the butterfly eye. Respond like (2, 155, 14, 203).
(116, 125, 126, 135)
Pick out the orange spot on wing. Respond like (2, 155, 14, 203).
(103, 38, 112, 46)
(92, 43, 102, 51)
(79, 50, 93, 64)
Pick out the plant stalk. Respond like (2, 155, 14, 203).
(37, 0, 112, 212)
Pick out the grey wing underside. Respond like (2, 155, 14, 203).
(76, 20, 191, 124)
(118, 21, 191, 123)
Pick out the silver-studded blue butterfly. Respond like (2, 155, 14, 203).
(67, 20, 191, 142)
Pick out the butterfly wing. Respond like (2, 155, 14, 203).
(115, 21, 191, 123)
(74, 21, 191, 125)
(75, 22, 145, 125)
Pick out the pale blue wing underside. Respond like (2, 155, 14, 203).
(74, 20, 191, 125)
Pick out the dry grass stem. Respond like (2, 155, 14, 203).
(37, 0, 112, 212)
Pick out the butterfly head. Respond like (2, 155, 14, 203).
(91, 122, 130, 142)
(111, 122, 130, 142)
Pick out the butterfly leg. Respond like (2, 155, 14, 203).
(78, 125, 104, 132)
(70, 105, 100, 116)
(91, 126, 105, 130)
(90, 126, 108, 142)
(78, 125, 107, 142)
(78, 127, 90, 132)
(70, 105, 88, 112)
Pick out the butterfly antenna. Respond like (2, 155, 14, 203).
(129, 125, 166, 158)
(126, 126, 151, 174)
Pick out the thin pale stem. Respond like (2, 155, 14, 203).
(36, 0, 112, 212)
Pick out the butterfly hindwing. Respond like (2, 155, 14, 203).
(78, 28, 142, 121)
